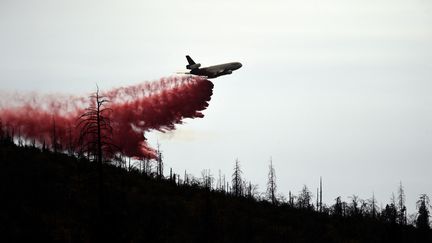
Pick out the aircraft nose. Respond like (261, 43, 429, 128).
(237, 63, 242, 69)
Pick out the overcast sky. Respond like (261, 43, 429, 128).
(1, 0, 431, 214)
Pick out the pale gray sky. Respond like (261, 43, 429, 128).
(1, 0, 431, 213)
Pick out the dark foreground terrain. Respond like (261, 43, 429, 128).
(0, 143, 430, 242)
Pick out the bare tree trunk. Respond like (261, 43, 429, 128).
(267, 157, 277, 204)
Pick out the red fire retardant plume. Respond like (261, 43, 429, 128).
(0, 76, 214, 159)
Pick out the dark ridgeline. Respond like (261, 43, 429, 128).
(0, 122, 432, 242)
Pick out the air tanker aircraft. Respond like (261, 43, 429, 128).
(181, 55, 242, 79)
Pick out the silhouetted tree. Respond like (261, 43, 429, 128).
(397, 181, 407, 225)
(319, 177, 323, 212)
(246, 181, 259, 199)
(348, 195, 361, 217)
(382, 204, 397, 224)
(333, 196, 343, 216)
(183, 170, 189, 185)
(77, 87, 115, 163)
(266, 157, 277, 204)
(359, 198, 368, 216)
(416, 194, 430, 230)
(288, 191, 295, 207)
(216, 170, 222, 191)
(142, 157, 152, 176)
(201, 169, 213, 189)
(156, 142, 163, 180)
(77, 86, 115, 237)
(297, 185, 312, 209)
(368, 193, 378, 218)
(241, 180, 248, 196)
(231, 159, 243, 197)
(223, 175, 227, 193)
(381, 194, 397, 224)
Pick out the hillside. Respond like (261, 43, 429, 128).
(0, 142, 430, 242)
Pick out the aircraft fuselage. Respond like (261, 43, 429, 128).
(185, 56, 242, 79)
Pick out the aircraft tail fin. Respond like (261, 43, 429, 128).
(186, 55, 195, 65)
(186, 55, 201, 69)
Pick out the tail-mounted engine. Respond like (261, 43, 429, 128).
(186, 63, 201, 70)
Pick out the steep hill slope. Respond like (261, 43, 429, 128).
(0, 143, 429, 242)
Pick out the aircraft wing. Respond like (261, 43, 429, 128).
(217, 68, 232, 75)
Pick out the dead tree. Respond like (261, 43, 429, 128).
(397, 181, 407, 225)
(77, 86, 115, 163)
(156, 142, 163, 180)
(231, 158, 243, 197)
(201, 169, 213, 190)
(77, 86, 115, 225)
(266, 157, 277, 204)
(141, 157, 152, 176)
(216, 170, 222, 191)
(288, 191, 295, 207)
(320, 177, 323, 212)
(297, 185, 313, 209)
(368, 193, 378, 218)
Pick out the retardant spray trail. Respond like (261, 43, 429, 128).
(0, 76, 214, 159)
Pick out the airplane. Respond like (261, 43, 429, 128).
(180, 55, 242, 79)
